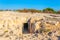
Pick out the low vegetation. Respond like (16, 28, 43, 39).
(0, 8, 60, 14)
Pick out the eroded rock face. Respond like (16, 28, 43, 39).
(30, 16, 60, 32)
(0, 11, 60, 40)
(27, 14, 60, 40)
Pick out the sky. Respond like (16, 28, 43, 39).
(0, 0, 60, 10)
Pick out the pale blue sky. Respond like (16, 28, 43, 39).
(0, 0, 60, 10)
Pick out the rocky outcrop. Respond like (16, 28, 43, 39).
(0, 11, 60, 40)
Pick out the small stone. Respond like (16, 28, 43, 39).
(9, 31, 13, 35)
(48, 38, 51, 40)
(34, 33, 38, 37)
(48, 32, 52, 36)
(5, 35, 9, 37)
(2, 25, 5, 27)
